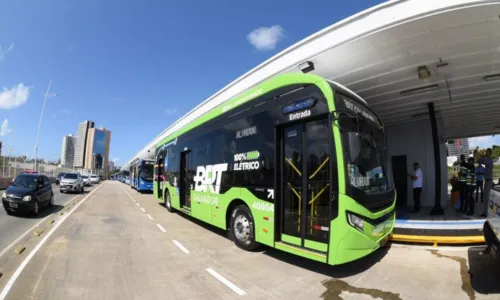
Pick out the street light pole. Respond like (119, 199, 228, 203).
(34, 79, 59, 172)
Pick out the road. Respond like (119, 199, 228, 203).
(0, 184, 96, 259)
(0, 181, 499, 300)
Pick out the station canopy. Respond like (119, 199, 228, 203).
(124, 0, 500, 168)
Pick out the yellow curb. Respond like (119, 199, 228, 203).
(391, 234, 485, 245)
(14, 246, 26, 255)
(33, 228, 44, 236)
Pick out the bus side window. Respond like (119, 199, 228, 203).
(222, 111, 275, 188)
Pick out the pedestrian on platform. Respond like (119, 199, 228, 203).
(407, 162, 423, 213)
(465, 157, 476, 216)
(475, 163, 485, 203)
(458, 154, 468, 213)
(479, 148, 493, 218)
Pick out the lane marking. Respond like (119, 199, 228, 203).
(172, 240, 190, 254)
(0, 192, 82, 259)
(0, 183, 104, 300)
(140, 208, 146, 213)
(205, 268, 246, 296)
(147, 214, 154, 220)
(156, 224, 166, 232)
(136, 203, 140, 207)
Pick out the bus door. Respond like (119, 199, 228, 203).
(179, 151, 193, 211)
(280, 117, 331, 252)
(156, 151, 165, 199)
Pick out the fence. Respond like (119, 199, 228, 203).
(0, 157, 76, 179)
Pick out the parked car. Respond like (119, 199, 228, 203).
(56, 172, 66, 185)
(81, 175, 91, 186)
(60, 172, 84, 194)
(90, 174, 100, 184)
(2, 174, 54, 216)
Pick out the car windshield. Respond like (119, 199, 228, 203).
(64, 173, 78, 179)
(11, 175, 38, 189)
(57, 173, 65, 177)
(342, 117, 393, 194)
(91, 176, 97, 178)
(82, 176, 88, 179)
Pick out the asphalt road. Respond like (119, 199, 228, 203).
(0, 181, 498, 300)
(0, 184, 95, 256)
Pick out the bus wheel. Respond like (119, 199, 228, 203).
(164, 191, 175, 213)
(230, 205, 258, 251)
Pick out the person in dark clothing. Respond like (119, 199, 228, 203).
(465, 157, 476, 216)
(475, 163, 485, 203)
(458, 155, 468, 213)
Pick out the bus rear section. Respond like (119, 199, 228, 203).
(154, 73, 395, 265)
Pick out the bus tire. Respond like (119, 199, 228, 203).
(230, 205, 259, 251)
(164, 190, 175, 213)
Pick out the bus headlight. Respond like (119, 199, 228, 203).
(347, 213, 364, 232)
(22, 195, 32, 202)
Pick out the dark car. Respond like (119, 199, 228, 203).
(2, 174, 54, 216)
(56, 172, 66, 185)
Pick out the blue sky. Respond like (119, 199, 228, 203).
(0, 0, 387, 165)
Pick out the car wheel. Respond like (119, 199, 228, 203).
(230, 205, 259, 251)
(33, 200, 40, 216)
(81, 185, 84, 194)
(4, 208, 12, 215)
(49, 193, 54, 207)
(164, 190, 175, 213)
(60, 190, 65, 194)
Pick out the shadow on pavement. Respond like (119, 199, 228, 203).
(10, 204, 65, 219)
(468, 246, 500, 295)
(262, 244, 390, 278)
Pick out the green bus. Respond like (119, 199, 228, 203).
(153, 73, 395, 265)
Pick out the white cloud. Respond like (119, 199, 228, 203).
(113, 157, 120, 162)
(247, 25, 285, 51)
(0, 83, 30, 109)
(1, 119, 12, 136)
(164, 108, 177, 115)
(0, 43, 14, 62)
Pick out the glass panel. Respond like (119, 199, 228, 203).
(92, 130, 106, 175)
(305, 119, 330, 243)
(282, 124, 303, 238)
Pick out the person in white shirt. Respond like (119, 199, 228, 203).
(407, 162, 423, 213)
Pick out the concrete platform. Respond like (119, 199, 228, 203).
(393, 205, 487, 245)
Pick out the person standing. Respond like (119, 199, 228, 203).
(407, 162, 423, 213)
(479, 148, 494, 218)
(458, 155, 468, 213)
(475, 163, 485, 203)
(465, 157, 476, 216)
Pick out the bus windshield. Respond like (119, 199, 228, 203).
(140, 162, 154, 181)
(342, 116, 392, 194)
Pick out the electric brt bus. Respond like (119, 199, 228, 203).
(153, 73, 395, 265)
(129, 159, 154, 191)
(119, 170, 130, 183)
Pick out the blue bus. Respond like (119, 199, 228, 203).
(129, 159, 154, 191)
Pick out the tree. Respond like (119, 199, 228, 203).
(492, 145, 500, 160)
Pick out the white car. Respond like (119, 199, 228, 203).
(90, 175, 100, 184)
(81, 175, 91, 186)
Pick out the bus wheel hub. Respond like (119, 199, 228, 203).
(234, 215, 250, 241)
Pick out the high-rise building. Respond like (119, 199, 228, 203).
(108, 160, 115, 172)
(60, 134, 76, 168)
(447, 138, 469, 157)
(74, 120, 95, 169)
(84, 127, 111, 178)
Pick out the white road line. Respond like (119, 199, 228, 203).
(140, 207, 146, 213)
(136, 203, 140, 207)
(156, 224, 166, 232)
(205, 268, 246, 296)
(0, 193, 81, 259)
(147, 214, 154, 220)
(0, 183, 104, 300)
(172, 240, 190, 254)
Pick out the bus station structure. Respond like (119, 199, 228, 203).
(123, 0, 500, 242)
